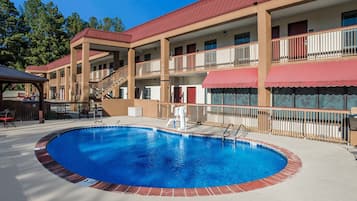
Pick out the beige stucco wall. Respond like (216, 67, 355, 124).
(134, 99, 159, 118)
(170, 23, 258, 55)
(102, 99, 134, 116)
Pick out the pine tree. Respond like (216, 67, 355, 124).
(65, 12, 88, 39)
(87, 16, 125, 32)
(88, 16, 99, 30)
(23, 0, 68, 65)
(0, 0, 28, 70)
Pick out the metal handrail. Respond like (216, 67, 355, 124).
(233, 124, 248, 142)
(222, 123, 234, 141)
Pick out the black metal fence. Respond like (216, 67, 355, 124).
(1, 100, 101, 121)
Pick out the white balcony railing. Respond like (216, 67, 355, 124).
(272, 25, 357, 63)
(136, 59, 161, 76)
(169, 42, 258, 73)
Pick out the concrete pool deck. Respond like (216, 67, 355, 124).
(1, 116, 357, 201)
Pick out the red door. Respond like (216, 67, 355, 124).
(173, 87, 182, 103)
(186, 44, 196, 70)
(187, 87, 196, 104)
(288, 20, 308, 60)
(174, 47, 183, 71)
(272, 26, 280, 62)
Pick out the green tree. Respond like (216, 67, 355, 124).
(88, 16, 99, 29)
(88, 16, 125, 32)
(0, 0, 28, 70)
(65, 12, 88, 39)
(23, 0, 68, 66)
(111, 17, 125, 32)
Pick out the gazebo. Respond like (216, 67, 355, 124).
(0, 64, 48, 123)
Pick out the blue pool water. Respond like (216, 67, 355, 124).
(47, 126, 287, 188)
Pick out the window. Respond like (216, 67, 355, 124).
(204, 40, 217, 50)
(143, 88, 151, 99)
(204, 40, 217, 65)
(348, 87, 357, 110)
(342, 10, 357, 51)
(211, 89, 223, 104)
(250, 89, 258, 106)
(342, 10, 357, 27)
(77, 64, 82, 74)
(60, 69, 65, 77)
(272, 87, 357, 110)
(103, 64, 107, 77)
(210, 89, 223, 112)
(295, 88, 318, 109)
(272, 88, 294, 108)
(135, 88, 140, 99)
(119, 88, 125, 99)
(109, 63, 114, 74)
(210, 88, 257, 107)
(319, 87, 345, 110)
(135, 56, 140, 63)
(49, 72, 56, 79)
(234, 32, 251, 65)
(50, 87, 56, 99)
(234, 32, 250, 45)
(98, 64, 102, 78)
(223, 89, 235, 105)
(144, 54, 151, 61)
(119, 60, 124, 67)
(236, 89, 250, 106)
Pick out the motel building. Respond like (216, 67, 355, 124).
(25, 0, 357, 142)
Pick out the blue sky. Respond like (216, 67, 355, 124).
(12, 0, 197, 30)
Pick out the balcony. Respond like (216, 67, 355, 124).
(272, 25, 357, 63)
(169, 42, 258, 73)
(135, 59, 161, 77)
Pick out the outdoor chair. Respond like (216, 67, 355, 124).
(0, 109, 16, 127)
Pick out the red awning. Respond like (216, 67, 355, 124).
(265, 59, 357, 88)
(202, 68, 257, 88)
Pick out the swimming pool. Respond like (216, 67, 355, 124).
(35, 126, 301, 196)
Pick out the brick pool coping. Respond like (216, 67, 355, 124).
(34, 125, 302, 197)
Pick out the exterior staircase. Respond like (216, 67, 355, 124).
(90, 66, 128, 99)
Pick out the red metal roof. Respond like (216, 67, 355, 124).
(265, 59, 357, 88)
(203, 68, 258, 88)
(72, 0, 270, 43)
(71, 28, 132, 43)
(26, 50, 103, 72)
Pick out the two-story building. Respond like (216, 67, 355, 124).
(26, 0, 357, 112)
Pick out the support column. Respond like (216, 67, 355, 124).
(80, 42, 90, 102)
(257, 9, 272, 132)
(160, 38, 170, 118)
(128, 48, 135, 100)
(70, 47, 77, 102)
(56, 69, 61, 100)
(64, 66, 70, 101)
(45, 73, 50, 99)
(35, 83, 45, 123)
(24, 83, 30, 96)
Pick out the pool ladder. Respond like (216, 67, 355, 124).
(222, 124, 248, 142)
